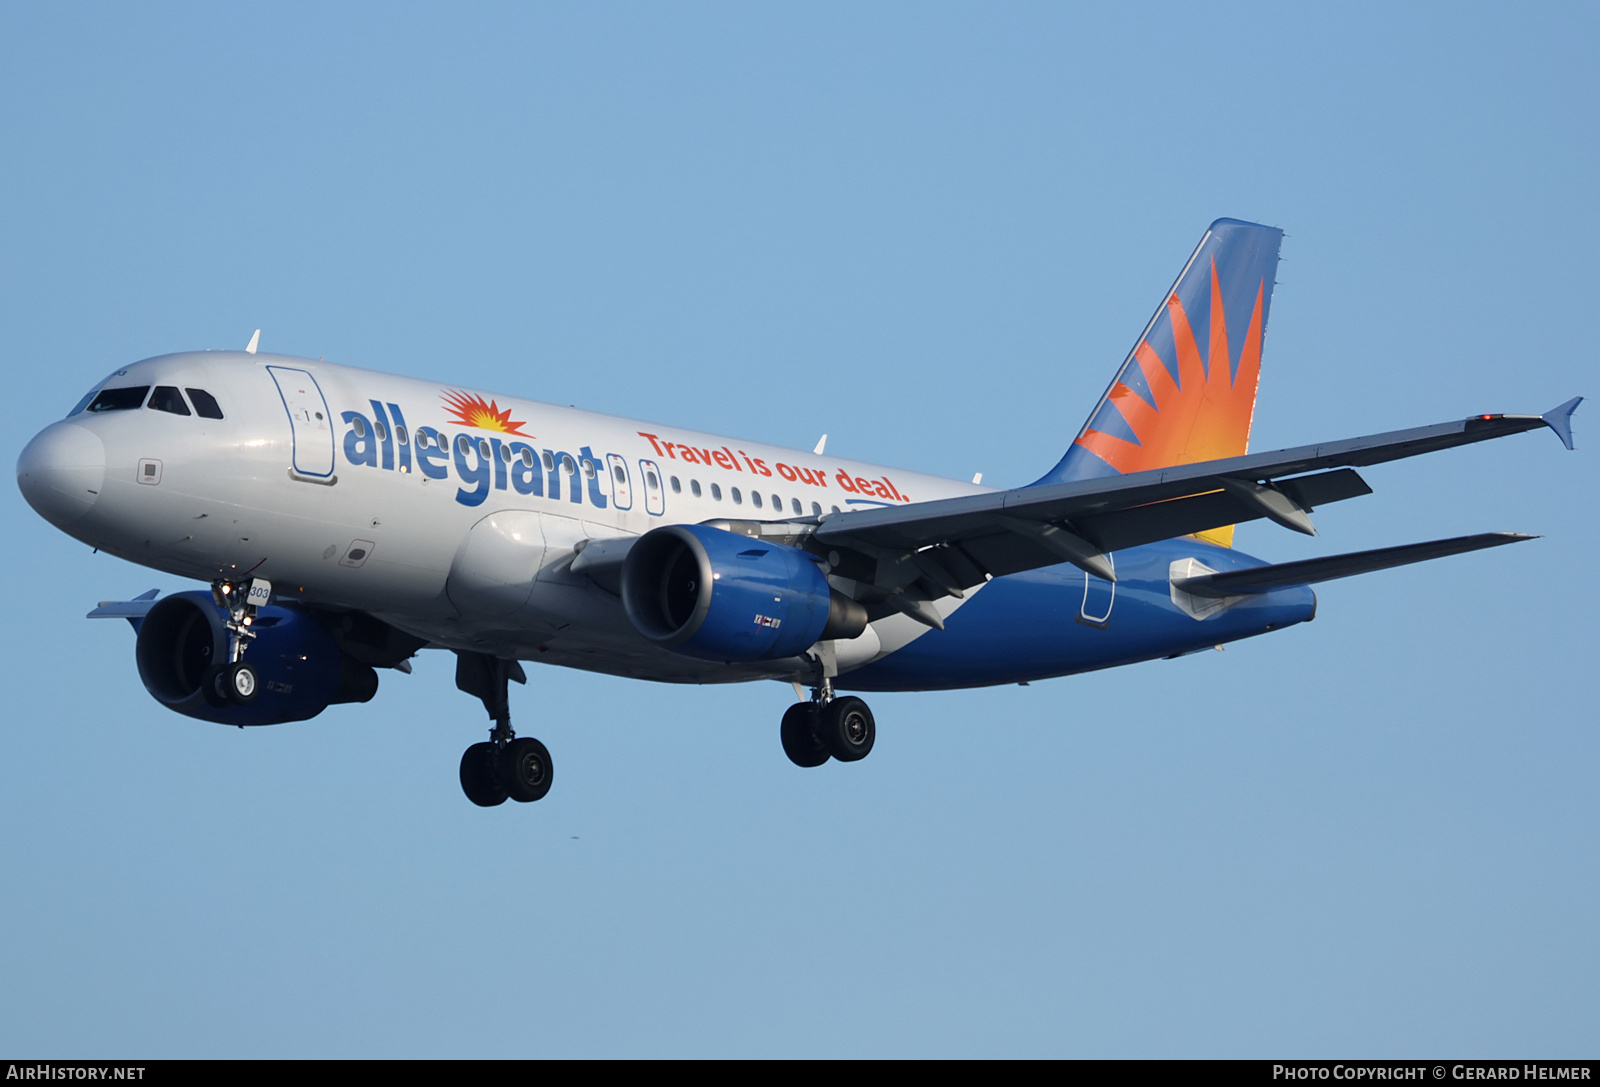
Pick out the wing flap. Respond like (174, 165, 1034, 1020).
(1072, 467, 1374, 553)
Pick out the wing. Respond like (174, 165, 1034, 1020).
(808, 399, 1580, 619)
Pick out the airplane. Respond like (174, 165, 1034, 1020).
(15, 218, 1581, 807)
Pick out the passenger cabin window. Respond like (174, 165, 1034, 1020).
(185, 388, 224, 419)
(87, 386, 149, 413)
(671, 476, 681, 493)
(147, 386, 191, 416)
(751, 492, 762, 508)
(690, 480, 701, 497)
(710, 483, 721, 501)
(792, 498, 803, 515)
(731, 487, 743, 505)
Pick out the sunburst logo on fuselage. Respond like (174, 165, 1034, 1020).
(440, 390, 533, 437)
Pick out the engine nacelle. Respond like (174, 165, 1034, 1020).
(134, 591, 378, 726)
(621, 524, 867, 662)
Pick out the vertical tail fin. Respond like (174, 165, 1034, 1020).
(1034, 218, 1284, 544)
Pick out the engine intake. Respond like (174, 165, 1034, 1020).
(621, 524, 866, 662)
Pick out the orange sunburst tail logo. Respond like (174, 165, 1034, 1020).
(1034, 218, 1284, 546)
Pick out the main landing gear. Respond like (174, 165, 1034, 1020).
(780, 678, 875, 769)
(204, 576, 271, 707)
(454, 652, 552, 807)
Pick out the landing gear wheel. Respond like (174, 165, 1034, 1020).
(460, 742, 508, 807)
(780, 702, 830, 768)
(210, 662, 258, 704)
(201, 664, 229, 708)
(819, 696, 875, 762)
(500, 737, 553, 803)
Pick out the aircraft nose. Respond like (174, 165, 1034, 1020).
(17, 421, 106, 527)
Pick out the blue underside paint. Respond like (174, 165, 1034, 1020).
(839, 537, 1315, 692)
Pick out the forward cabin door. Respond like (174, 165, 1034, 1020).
(266, 366, 336, 480)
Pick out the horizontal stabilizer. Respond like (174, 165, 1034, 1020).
(1172, 532, 1536, 598)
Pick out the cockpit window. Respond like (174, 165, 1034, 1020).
(185, 388, 224, 420)
(147, 386, 192, 416)
(86, 386, 150, 413)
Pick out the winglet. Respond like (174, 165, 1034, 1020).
(245, 329, 261, 355)
(1541, 396, 1582, 450)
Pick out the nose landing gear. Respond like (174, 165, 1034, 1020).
(454, 652, 553, 808)
(204, 576, 270, 705)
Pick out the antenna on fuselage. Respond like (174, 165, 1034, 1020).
(814, 434, 827, 455)
(245, 329, 261, 355)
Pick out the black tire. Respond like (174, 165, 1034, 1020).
(212, 661, 258, 704)
(201, 664, 229, 708)
(780, 702, 830, 768)
(500, 737, 553, 803)
(460, 742, 508, 807)
(819, 696, 874, 762)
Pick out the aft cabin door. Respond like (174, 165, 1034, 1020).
(267, 366, 336, 479)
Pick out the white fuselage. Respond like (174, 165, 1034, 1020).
(28, 351, 989, 684)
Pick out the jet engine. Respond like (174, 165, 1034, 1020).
(621, 524, 866, 662)
(134, 591, 379, 726)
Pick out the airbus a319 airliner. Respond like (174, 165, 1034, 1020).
(16, 219, 1581, 806)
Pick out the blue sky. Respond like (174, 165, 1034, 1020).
(2, 3, 1595, 1057)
